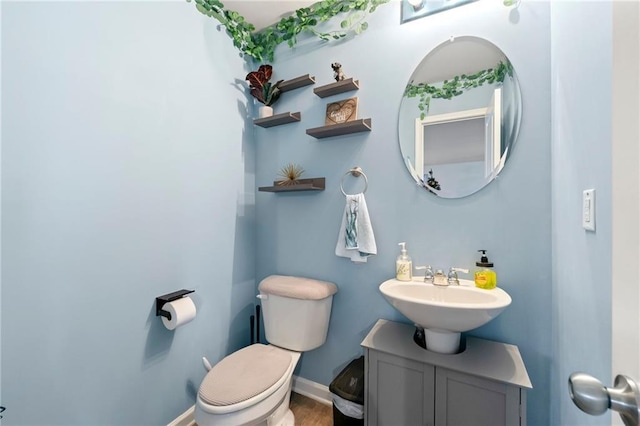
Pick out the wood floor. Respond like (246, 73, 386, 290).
(193, 392, 333, 426)
(289, 392, 333, 426)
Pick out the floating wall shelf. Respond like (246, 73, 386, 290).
(314, 78, 360, 98)
(279, 74, 316, 92)
(306, 119, 372, 139)
(258, 178, 326, 193)
(254, 112, 301, 128)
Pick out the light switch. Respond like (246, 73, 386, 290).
(582, 189, 595, 231)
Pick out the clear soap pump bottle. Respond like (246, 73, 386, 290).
(396, 242, 413, 281)
(474, 249, 497, 289)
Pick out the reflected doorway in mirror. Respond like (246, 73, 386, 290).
(413, 87, 503, 197)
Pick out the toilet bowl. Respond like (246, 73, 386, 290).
(194, 275, 337, 426)
(195, 344, 301, 426)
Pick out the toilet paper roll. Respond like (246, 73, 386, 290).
(161, 297, 196, 330)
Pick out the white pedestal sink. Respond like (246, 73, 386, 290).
(379, 278, 512, 354)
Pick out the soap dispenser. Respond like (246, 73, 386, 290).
(474, 249, 497, 289)
(396, 242, 413, 281)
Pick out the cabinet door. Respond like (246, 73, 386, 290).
(366, 349, 435, 426)
(435, 368, 523, 426)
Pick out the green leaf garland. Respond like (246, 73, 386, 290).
(189, 0, 389, 62)
(404, 60, 514, 120)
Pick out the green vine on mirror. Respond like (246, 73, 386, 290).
(404, 60, 513, 120)
(189, 0, 389, 62)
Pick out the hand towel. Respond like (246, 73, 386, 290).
(335, 193, 377, 263)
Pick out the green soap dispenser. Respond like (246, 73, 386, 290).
(474, 249, 497, 289)
(396, 242, 413, 281)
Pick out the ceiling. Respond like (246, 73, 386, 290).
(224, 0, 317, 31)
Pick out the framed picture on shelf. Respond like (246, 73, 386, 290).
(325, 97, 358, 125)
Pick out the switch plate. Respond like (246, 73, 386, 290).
(582, 189, 595, 231)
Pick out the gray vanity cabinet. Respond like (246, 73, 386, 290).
(434, 367, 523, 425)
(361, 319, 532, 426)
(367, 350, 435, 425)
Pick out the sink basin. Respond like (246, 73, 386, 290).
(379, 278, 512, 354)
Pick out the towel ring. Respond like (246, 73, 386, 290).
(340, 167, 368, 196)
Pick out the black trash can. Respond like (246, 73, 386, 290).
(329, 355, 365, 426)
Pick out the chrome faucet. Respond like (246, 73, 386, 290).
(447, 267, 470, 285)
(433, 269, 447, 286)
(415, 265, 469, 285)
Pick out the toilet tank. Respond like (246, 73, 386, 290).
(258, 275, 338, 351)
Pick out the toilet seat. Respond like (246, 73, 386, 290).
(197, 344, 294, 415)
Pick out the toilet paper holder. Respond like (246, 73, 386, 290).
(156, 289, 195, 321)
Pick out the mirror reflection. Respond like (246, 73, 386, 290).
(398, 36, 522, 198)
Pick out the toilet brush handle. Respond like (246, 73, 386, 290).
(255, 305, 261, 344)
(250, 315, 255, 345)
(202, 357, 212, 372)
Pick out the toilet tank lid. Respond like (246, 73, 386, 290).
(259, 275, 338, 300)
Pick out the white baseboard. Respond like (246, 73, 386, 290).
(292, 375, 332, 406)
(167, 405, 195, 426)
(167, 376, 331, 425)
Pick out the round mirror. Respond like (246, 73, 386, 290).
(398, 36, 522, 198)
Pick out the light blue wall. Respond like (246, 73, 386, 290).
(550, 2, 613, 425)
(256, 2, 551, 425)
(1, 2, 255, 424)
(431, 161, 485, 198)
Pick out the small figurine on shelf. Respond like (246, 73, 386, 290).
(245, 64, 284, 118)
(276, 163, 305, 186)
(425, 169, 441, 191)
(331, 62, 346, 82)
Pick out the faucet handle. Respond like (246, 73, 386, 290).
(415, 265, 434, 283)
(447, 267, 469, 285)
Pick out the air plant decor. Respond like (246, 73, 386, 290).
(246, 65, 283, 117)
(276, 163, 305, 186)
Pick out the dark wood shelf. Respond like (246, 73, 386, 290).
(258, 178, 326, 192)
(279, 74, 316, 93)
(313, 78, 360, 98)
(306, 119, 372, 139)
(254, 112, 301, 128)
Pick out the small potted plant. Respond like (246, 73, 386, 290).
(245, 65, 284, 118)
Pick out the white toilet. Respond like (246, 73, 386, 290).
(195, 275, 338, 426)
